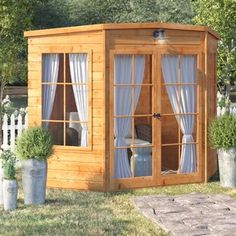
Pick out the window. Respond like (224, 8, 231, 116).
(42, 53, 89, 147)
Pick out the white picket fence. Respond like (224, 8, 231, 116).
(1, 113, 28, 151)
(217, 106, 236, 116)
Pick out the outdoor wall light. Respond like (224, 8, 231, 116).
(153, 29, 165, 40)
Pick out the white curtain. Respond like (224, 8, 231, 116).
(42, 54, 59, 127)
(114, 55, 145, 178)
(69, 54, 88, 147)
(162, 55, 197, 173)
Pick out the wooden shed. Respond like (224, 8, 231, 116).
(24, 22, 219, 191)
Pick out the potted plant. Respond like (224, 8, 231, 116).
(15, 127, 53, 205)
(0, 150, 17, 211)
(209, 114, 236, 187)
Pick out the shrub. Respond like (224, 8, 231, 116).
(209, 115, 236, 149)
(0, 150, 16, 180)
(15, 127, 53, 161)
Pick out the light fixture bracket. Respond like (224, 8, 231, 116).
(153, 29, 165, 40)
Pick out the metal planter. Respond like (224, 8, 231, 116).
(218, 148, 236, 188)
(2, 179, 18, 211)
(21, 159, 47, 205)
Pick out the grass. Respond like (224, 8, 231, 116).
(1, 180, 236, 236)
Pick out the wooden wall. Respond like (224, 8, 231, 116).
(27, 25, 218, 191)
(27, 30, 106, 191)
(206, 34, 217, 180)
(105, 28, 215, 189)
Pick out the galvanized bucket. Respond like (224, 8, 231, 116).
(218, 148, 236, 188)
(2, 179, 18, 211)
(21, 159, 47, 205)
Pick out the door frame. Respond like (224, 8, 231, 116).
(109, 49, 158, 190)
(109, 46, 203, 191)
(156, 47, 203, 186)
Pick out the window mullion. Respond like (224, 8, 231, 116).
(63, 53, 66, 146)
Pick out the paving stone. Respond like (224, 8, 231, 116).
(133, 193, 236, 236)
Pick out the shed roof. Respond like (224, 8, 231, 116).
(24, 22, 220, 39)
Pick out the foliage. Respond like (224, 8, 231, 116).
(0, 150, 16, 180)
(67, 0, 195, 26)
(15, 127, 53, 161)
(1, 95, 27, 118)
(209, 115, 236, 149)
(0, 0, 35, 86)
(31, 0, 71, 29)
(1, 95, 15, 116)
(194, 0, 236, 96)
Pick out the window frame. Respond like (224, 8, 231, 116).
(41, 50, 93, 151)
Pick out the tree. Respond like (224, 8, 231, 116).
(67, 0, 195, 25)
(0, 0, 36, 145)
(194, 0, 236, 99)
(31, 0, 71, 29)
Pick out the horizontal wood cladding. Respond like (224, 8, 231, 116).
(108, 29, 204, 48)
(47, 178, 104, 191)
(27, 31, 106, 191)
(28, 31, 103, 44)
(47, 159, 104, 172)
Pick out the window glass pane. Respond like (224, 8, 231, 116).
(42, 85, 64, 121)
(66, 84, 88, 121)
(42, 122, 64, 145)
(134, 55, 146, 84)
(161, 55, 179, 84)
(134, 86, 152, 115)
(180, 55, 197, 84)
(66, 122, 82, 146)
(114, 149, 132, 178)
(114, 118, 132, 147)
(114, 86, 132, 116)
(161, 115, 179, 144)
(134, 147, 152, 177)
(42, 53, 89, 147)
(67, 53, 88, 84)
(161, 145, 179, 174)
(42, 54, 63, 83)
(134, 120, 152, 145)
(114, 55, 132, 85)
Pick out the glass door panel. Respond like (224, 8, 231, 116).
(160, 54, 198, 175)
(113, 54, 154, 179)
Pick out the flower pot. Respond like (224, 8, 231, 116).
(21, 159, 47, 205)
(2, 179, 18, 211)
(218, 148, 236, 188)
(0, 167, 3, 204)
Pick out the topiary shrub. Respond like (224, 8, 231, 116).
(0, 150, 16, 180)
(209, 115, 236, 150)
(15, 127, 53, 161)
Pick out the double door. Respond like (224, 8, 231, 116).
(110, 48, 202, 190)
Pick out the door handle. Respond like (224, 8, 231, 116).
(153, 113, 161, 119)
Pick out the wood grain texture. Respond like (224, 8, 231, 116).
(26, 24, 218, 191)
(24, 22, 219, 39)
(27, 30, 105, 191)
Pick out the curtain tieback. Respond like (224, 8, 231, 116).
(82, 126, 88, 131)
(183, 134, 193, 137)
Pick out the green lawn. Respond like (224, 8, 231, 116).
(1, 181, 236, 236)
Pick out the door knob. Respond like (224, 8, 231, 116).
(153, 113, 161, 119)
